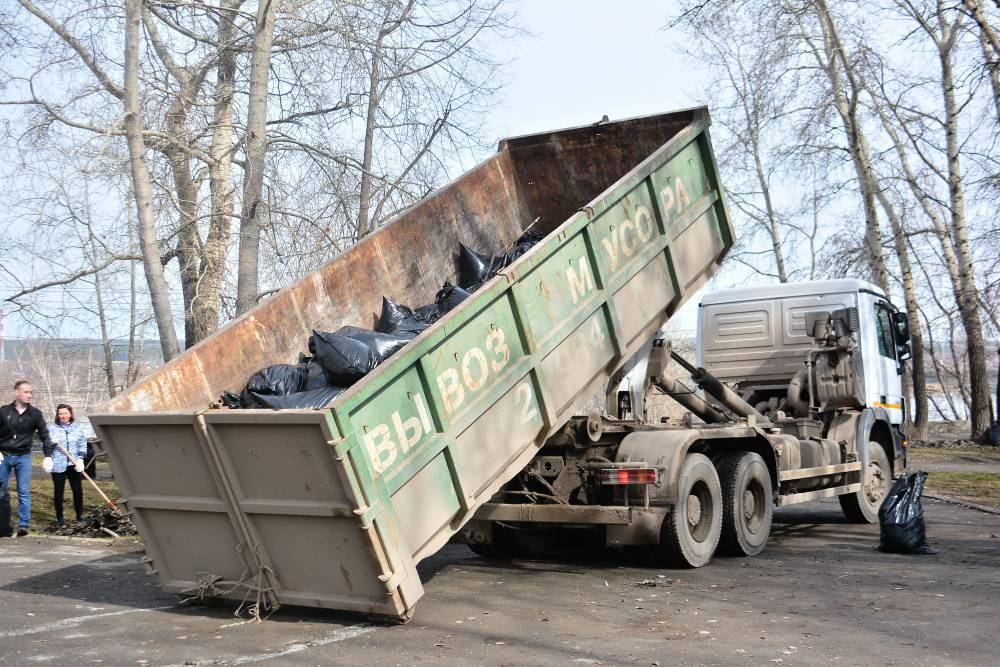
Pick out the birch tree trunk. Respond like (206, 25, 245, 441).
(806, 0, 891, 295)
(236, 0, 279, 315)
(938, 11, 994, 439)
(202, 0, 240, 333)
(356, 0, 417, 240)
(124, 0, 180, 361)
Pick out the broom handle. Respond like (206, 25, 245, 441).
(53, 442, 118, 512)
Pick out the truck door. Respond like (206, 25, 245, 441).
(872, 299, 905, 425)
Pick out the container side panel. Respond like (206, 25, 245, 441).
(589, 184, 661, 286)
(205, 422, 352, 505)
(511, 232, 603, 356)
(140, 509, 246, 589)
(539, 311, 616, 415)
(452, 378, 546, 497)
(350, 366, 438, 479)
(670, 208, 725, 290)
(421, 293, 529, 427)
(612, 255, 675, 347)
(389, 454, 461, 555)
(247, 515, 389, 603)
(104, 423, 219, 497)
(92, 417, 251, 597)
(200, 413, 406, 616)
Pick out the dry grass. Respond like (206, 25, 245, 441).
(925, 472, 1000, 508)
(909, 447, 1000, 461)
(4, 456, 120, 531)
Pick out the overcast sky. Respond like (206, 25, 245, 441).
(485, 1, 697, 139)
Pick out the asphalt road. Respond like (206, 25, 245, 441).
(0, 498, 997, 666)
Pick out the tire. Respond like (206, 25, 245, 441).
(655, 453, 722, 568)
(717, 452, 773, 557)
(839, 441, 891, 523)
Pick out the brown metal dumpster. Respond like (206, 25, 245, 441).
(89, 107, 734, 621)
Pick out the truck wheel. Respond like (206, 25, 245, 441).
(655, 453, 722, 568)
(717, 452, 772, 557)
(839, 441, 890, 523)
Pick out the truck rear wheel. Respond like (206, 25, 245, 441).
(655, 453, 721, 568)
(717, 452, 772, 557)
(839, 441, 890, 523)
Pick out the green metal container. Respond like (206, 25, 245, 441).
(90, 107, 734, 622)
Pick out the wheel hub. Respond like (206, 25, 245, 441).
(687, 494, 702, 526)
(865, 462, 886, 503)
(743, 490, 756, 519)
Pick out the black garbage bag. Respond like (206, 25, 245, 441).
(878, 471, 936, 555)
(311, 330, 381, 386)
(414, 303, 441, 326)
(244, 363, 308, 396)
(220, 390, 244, 409)
(506, 229, 544, 264)
(238, 363, 309, 406)
(436, 281, 471, 315)
(376, 297, 429, 338)
(458, 229, 544, 291)
(458, 242, 495, 290)
(336, 326, 409, 359)
(301, 360, 330, 391)
(251, 386, 346, 409)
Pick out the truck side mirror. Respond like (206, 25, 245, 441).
(891, 311, 912, 361)
(891, 311, 910, 341)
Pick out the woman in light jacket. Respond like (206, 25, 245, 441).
(49, 404, 86, 526)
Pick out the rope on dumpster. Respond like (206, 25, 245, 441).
(179, 543, 277, 623)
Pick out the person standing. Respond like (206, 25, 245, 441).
(0, 381, 55, 536)
(49, 404, 86, 526)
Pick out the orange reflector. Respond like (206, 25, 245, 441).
(902, 439, 910, 448)
(597, 467, 658, 485)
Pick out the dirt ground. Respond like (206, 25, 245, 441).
(0, 495, 997, 667)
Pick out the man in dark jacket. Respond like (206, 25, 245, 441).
(0, 380, 54, 536)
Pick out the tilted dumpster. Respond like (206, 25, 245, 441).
(89, 106, 734, 622)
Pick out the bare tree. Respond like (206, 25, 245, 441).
(235, 0, 279, 316)
(893, 0, 994, 439)
(675, 8, 793, 281)
(793, 0, 891, 295)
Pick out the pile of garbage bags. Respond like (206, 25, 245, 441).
(222, 229, 541, 410)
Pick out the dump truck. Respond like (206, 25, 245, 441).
(90, 107, 910, 623)
(461, 278, 911, 565)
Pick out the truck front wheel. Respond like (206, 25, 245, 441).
(839, 441, 890, 523)
(717, 452, 773, 557)
(655, 453, 722, 567)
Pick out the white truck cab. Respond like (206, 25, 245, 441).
(697, 278, 911, 453)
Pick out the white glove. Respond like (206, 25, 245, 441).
(0, 451, 4, 464)
(42, 456, 53, 473)
(74, 458, 85, 473)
